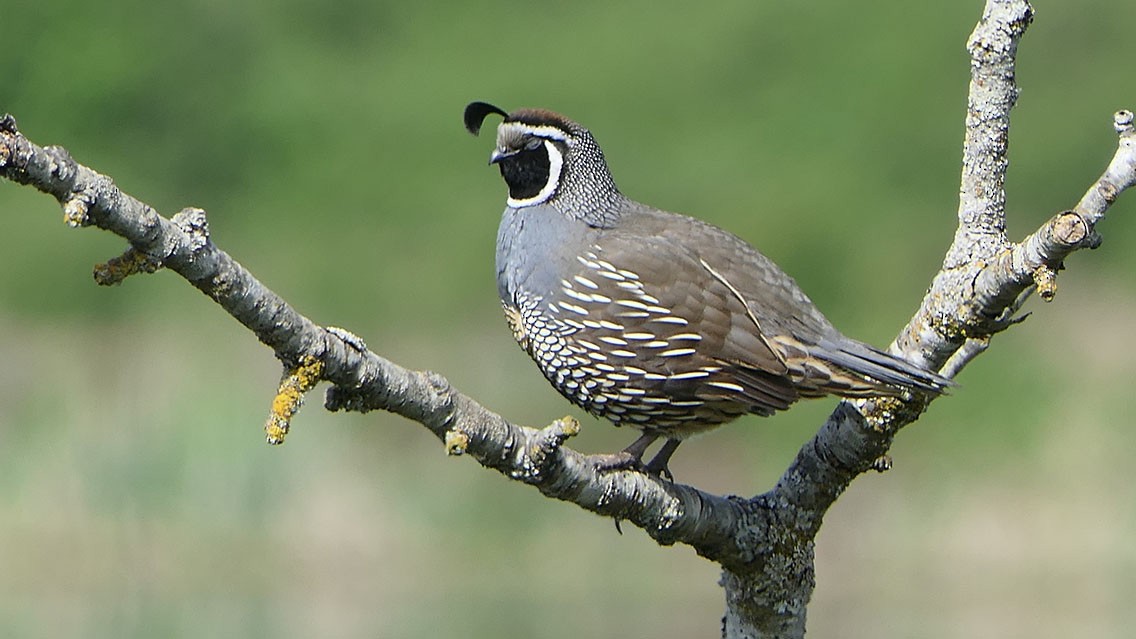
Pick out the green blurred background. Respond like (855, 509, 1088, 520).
(3, 1, 1135, 637)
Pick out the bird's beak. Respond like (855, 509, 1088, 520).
(489, 148, 516, 165)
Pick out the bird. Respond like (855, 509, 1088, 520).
(464, 101, 951, 478)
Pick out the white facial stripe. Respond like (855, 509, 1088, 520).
(507, 140, 563, 208)
(498, 121, 569, 142)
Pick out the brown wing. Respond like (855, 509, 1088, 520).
(574, 219, 803, 417)
(627, 206, 951, 397)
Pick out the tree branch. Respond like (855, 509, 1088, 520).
(719, 0, 1136, 635)
(0, 112, 749, 564)
(1, 1, 1133, 636)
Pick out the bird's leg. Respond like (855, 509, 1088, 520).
(590, 431, 659, 472)
(642, 438, 682, 481)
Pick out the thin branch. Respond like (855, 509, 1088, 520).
(952, 0, 1033, 249)
(0, 113, 752, 566)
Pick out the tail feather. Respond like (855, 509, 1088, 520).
(817, 337, 953, 396)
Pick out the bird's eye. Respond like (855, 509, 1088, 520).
(524, 138, 543, 151)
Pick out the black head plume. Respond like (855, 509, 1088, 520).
(464, 101, 509, 136)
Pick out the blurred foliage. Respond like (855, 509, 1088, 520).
(2, 1, 1136, 637)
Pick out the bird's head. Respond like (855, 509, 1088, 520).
(464, 101, 620, 215)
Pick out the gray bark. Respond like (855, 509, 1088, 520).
(0, 0, 1133, 636)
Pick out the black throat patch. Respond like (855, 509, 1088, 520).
(499, 144, 551, 201)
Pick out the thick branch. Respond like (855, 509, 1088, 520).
(720, 2, 1134, 635)
(766, 0, 1043, 539)
(952, 0, 1033, 250)
(893, 0, 1035, 372)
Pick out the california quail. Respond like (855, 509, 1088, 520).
(465, 101, 950, 477)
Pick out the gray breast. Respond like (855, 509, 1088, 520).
(494, 204, 787, 436)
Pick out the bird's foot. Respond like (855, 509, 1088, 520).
(590, 433, 681, 481)
(642, 460, 673, 482)
(642, 439, 681, 482)
(589, 431, 657, 473)
(589, 450, 645, 473)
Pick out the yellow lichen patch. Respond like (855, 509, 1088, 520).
(265, 356, 325, 445)
(62, 196, 90, 227)
(444, 429, 470, 456)
(93, 247, 162, 286)
(553, 415, 581, 437)
(854, 395, 908, 433)
(1034, 264, 1058, 302)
